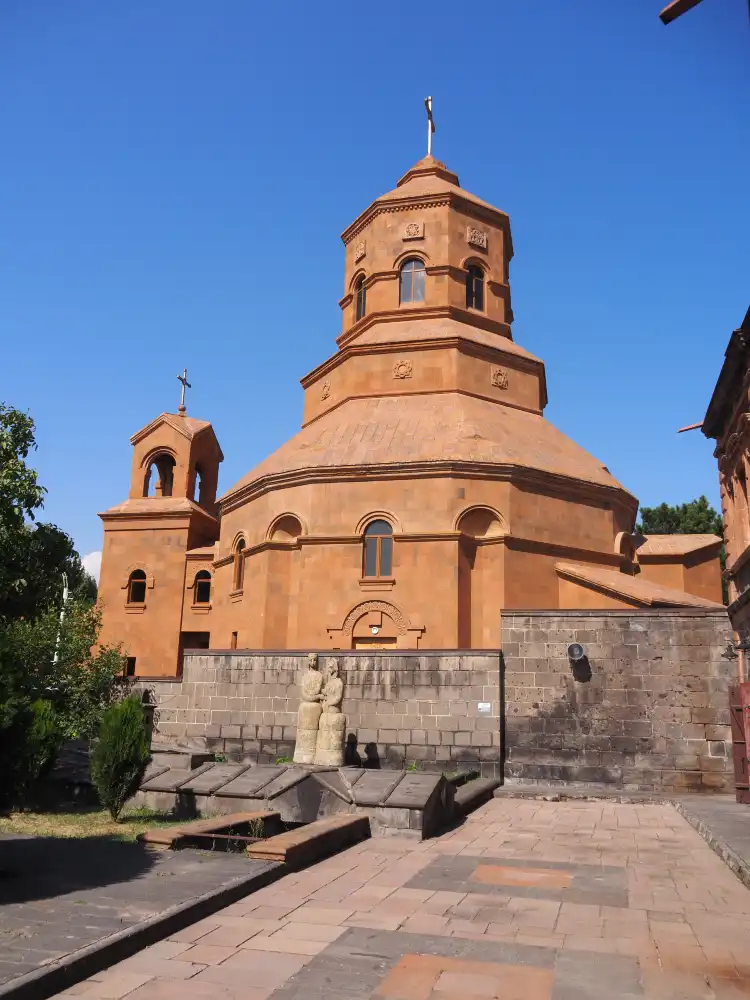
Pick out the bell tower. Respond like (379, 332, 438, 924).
(98, 405, 223, 677)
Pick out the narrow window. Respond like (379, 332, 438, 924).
(233, 539, 246, 591)
(399, 258, 425, 304)
(363, 519, 394, 578)
(230, 631, 238, 649)
(127, 570, 147, 604)
(466, 264, 485, 311)
(355, 276, 366, 321)
(125, 657, 136, 677)
(194, 570, 211, 604)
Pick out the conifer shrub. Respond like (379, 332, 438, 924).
(90, 695, 150, 820)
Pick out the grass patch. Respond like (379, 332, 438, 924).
(0, 806, 184, 843)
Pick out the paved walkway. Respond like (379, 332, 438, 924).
(56, 800, 750, 1000)
(0, 835, 276, 988)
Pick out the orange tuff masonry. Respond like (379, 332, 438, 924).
(98, 156, 723, 675)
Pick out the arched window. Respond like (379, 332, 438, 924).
(144, 454, 176, 498)
(127, 570, 147, 605)
(194, 570, 211, 604)
(363, 519, 393, 578)
(399, 258, 425, 304)
(355, 276, 366, 321)
(233, 539, 246, 591)
(465, 264, 485, 311)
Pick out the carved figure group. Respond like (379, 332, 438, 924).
(292, 654, 346, 766)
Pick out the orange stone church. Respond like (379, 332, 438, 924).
(97, 155, 723, 677)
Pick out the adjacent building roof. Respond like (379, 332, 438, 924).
(635, 534, 722, 557)
(223, 392, 633, 502)
(555, 561, 724, 609)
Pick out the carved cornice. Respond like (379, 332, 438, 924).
(213, 529, 630, 575)
(220, 459, 637, 519)
(335, 304, 513, 350)
(99, 506, 218, 529)
(341, 191, 512, 251)
(342, 197, 452, 245)
(300, 336, 543, 390)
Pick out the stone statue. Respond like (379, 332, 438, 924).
(314, 658, 346, 766)
(293, 653, 324, 765)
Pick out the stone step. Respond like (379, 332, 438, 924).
(245, 813, 370, 869)
(454, 777, 502, 814)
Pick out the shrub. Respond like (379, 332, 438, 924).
(28, 699, 63, 782)
(90, 695, 150, 820)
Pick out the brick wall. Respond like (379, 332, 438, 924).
(145, 651, 503, 777)
(502, 610, 735, 792)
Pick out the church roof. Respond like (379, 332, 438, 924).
(555, 561, 724, 609)
(383, 156, 506, 218)
(635, 534, 723, 557)
(130, 412, 214, 447)
(341, 156, 510, 245)
(222, 393, 633, 503)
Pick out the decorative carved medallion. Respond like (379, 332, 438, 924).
(354, 241, 366, 262)
(393, 359, 413, 380)
(490, 367, 509, 390)
(403, 221, 424, 240)
(321, 380, 331, 400)
(467, 226, 488, 249)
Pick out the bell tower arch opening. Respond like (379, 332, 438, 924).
(143, 452, 176, 497)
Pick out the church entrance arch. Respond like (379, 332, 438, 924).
(327, 600, 424, 650)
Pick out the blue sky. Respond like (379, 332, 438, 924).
(2, 0, 748, 571)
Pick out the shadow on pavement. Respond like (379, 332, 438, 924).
(0, 833, 157, 904)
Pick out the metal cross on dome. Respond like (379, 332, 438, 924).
(177, 368, 191, 413)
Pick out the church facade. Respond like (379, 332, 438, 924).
(98, 156, 723, 677)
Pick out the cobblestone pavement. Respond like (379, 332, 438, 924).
(56, 800, 750, 1000)
(0, 835, 277, 988)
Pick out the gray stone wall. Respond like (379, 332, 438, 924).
(501, 610, 735, 792)
(144, 652, 503, 777)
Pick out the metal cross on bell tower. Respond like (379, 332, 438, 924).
(424, 96, 435, 157)
(177, 368, 191, 414)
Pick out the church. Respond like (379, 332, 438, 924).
(97, 154, 723, 677)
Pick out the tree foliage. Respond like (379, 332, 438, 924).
(0, 402, 125, 810)
(0, 403, 46, 607)
(636, 496, 723, 537)
(91, 695, 150, 820)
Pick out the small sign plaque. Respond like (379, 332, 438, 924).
(477, 702, 492, 714)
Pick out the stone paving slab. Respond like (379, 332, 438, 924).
(405, 854, 630, 907)
(0, 834, 280, 996)
(674, 794, 750, 888)
(41, 799, 750, 1000)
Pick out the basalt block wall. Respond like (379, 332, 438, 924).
(146, 652, 504, 777)
(141, 609, 736, 790)
(501, 610, 735, 791)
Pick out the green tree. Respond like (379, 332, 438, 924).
(1, 522, 97, 620)
(0, 403, 46, 607)
(636, 496, 724, 537)
(91, 695, 150, 821)
(1, 600, 126, 742)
